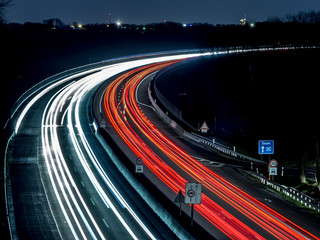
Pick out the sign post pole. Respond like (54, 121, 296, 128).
(135, 157, 143, 176)
(268, 159, 278, 181)
(191, 204, 194, 227)
(185, 183, 202, 227)
(173, 190, 185, 216)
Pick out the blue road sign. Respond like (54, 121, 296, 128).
(258, 140, 274, 154)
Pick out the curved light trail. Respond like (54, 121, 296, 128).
(12, 52, 210, 239)
(103, 60, 320, 240)
(11, 47, 317, 239)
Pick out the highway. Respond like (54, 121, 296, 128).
(5, 48, 320, 239)
(100, 59, 320, 239)
(6, 51, 210, 239)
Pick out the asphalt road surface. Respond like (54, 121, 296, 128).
(97, 59, 320, 239)
(5, 48, 320, 240)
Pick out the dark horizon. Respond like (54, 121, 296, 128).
(7, 0, 320, 25)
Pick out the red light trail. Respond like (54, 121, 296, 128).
(103, 60, 319, 240)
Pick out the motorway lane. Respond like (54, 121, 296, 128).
(101, 61, 320, 239)
(8, 78, 81, 240)
(102, 62, 264, 239)
(8, 49, 320, 239)
(40, 66, 172, 240)
(7, 52, 210, 239)
(137, 66, 320, 238)
(77, 84, 179, 240)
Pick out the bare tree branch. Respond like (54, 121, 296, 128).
(0, 0, 12, 23)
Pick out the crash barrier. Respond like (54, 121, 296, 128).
(247, 171, 320, 212)
(92, 120, 195, 240)
(148, 84, 263, 164)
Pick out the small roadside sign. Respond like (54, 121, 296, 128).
(269, 159, 278, 167)
(200, 122, 209, 133)
(100, 118, 106, 128)
(269, 167, 277, 176)
(136, 157, 143, 165)
(258, 140, 274, 154)
(185, 183, 202, 204)
(174, 190, 185, 203)
(174, 190, 185, 216)
(135, 165, 143, 173)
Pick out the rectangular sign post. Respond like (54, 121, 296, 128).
(135, 157, 143, 176)
(269, 167, 277, 176)
(135, 165, 143, 175)
(268, 159, 278, 181)
(258, 140, 274, 155)
(185, 183, 202, 227)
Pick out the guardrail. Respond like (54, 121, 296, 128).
(149, 83, 264, 164)
(247, 171, 320, 212)
(147, 51, 320, 214)
(190, 132, 262, 163)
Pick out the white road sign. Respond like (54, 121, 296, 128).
(269, 159, 278, 167)
(135, 165, 143, 173)
(269, 167, 277, 176)
(136, 157, 143, 165)
(185, 183, 202, 204)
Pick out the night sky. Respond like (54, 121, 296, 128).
(7, 0, 320, 25)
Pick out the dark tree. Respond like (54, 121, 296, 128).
(0, 0, 11, 23)
(299, 150, 307, 184)
(286, 10, 320, 24)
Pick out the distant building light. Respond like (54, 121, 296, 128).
(116, 21, 122, 27)
(182, 23, 187, 27)
(240, 18, 247, 26)
(78, 24, 83, 29)
(250, 22, 255, 28)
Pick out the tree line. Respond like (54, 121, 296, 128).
(267, 10, 320, 24)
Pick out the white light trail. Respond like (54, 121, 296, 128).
(16, 51, 215, 239)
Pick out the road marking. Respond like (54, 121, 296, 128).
(135, 72, 156, 111)
(264, 198, 273, 203)
(80, 181, 85, 188)
(74, 167, 77, 172)
(102, 219, 110, 228)
(90, 198, 96, 206)
(191, 156, 224, 167)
